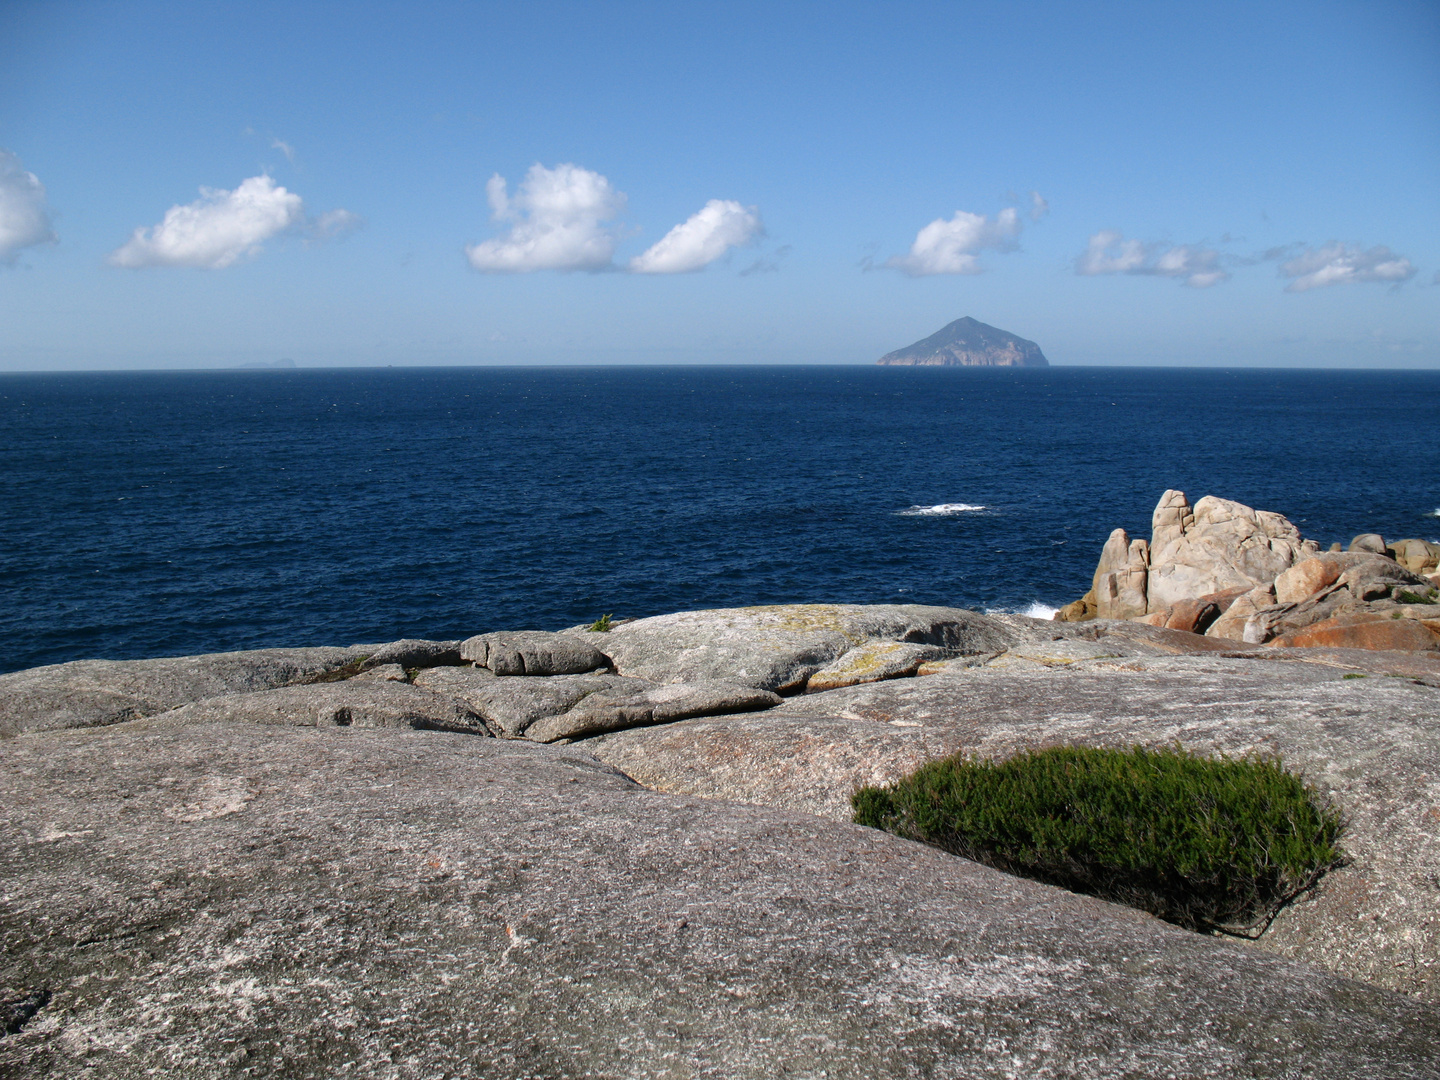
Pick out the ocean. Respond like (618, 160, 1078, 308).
(2, 365, 1437, 674)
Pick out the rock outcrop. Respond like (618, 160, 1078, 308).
(1058, 490, 1440, 653)
(4, 719, 1437, 1077)
(591, 617, 1440, 1001)
(5, 604, 1440, 1073)
(0, 645, 372, 737)
(877, 316, 1048, 367)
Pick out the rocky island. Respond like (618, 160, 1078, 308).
(3, 494, 1440, 1076)
(877, 316, 1049, 366)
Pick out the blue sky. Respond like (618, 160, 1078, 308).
(1, 0, 1436, 369)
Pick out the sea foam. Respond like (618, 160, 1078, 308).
(897, 503, 986, 516)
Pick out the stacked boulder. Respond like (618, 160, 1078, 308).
(1056, 490, 1440, 651)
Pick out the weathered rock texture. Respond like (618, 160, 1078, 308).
(0, 646, 370, 737)
(3, 721, 1436, 1077)
(460, 630, 611, 676)
(876, 316, 1048, 367)
(143, 680, 492, 734)
(1059, 490, 1440, 653)
(591, 626, 1440, 1002)
(592, 603, 1017, 693)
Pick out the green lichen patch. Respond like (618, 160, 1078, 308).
(853, 744, 1345, 937)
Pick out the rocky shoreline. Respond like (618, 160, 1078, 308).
(4, 503, 1440, 1075)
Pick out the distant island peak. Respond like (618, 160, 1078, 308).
(878, 316, 1048, 367)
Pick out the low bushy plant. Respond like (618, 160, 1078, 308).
(587, 613, 614, 632)
(852, 744, 1344, 936)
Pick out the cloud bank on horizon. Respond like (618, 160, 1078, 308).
(465, 163, 761, 275)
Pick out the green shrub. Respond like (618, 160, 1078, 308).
(587, 613, 614, 632)
(852, 744, 1344, 937)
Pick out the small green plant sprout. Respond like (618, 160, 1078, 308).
(852, 744, 1345, 937)
(587, 614, 614, 633)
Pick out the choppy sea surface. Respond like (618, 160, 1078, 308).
(2, 365, 1438, 674)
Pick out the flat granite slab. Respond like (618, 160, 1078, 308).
(2, 722, 1437, 1078)
(591, 651, 1440, 1002)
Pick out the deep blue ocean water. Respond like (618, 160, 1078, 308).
(2, 365, 1438, 674)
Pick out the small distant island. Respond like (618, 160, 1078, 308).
(878, 316, 1048, 367)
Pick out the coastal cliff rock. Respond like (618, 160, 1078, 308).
(1057, 490, 1440, 652)
(876, 316, 1048, 367)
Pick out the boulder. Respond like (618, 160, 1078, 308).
(1350, 533, 1388, 555)
(1390, 538, 1440, 575)
(1270, 613, 1440, 652)
(1275, 555, 1347, 604)
(460, 631, 611, 676)
(593, 604, 1018, 693)
(413, 666, 783, 743)
(2, 721, 1436, 1077)
(1205, 584, 1278, 641)
(804, 641, 948, 692)
(526, 681, 783, 743)
(357, 638, 464, 670)
(591, 647, 1440, 1001)
(139, 680, 492, 734)
(416, 671, 650, 738)
(1146, 491, 1317, 611)
(1092, 529, 1149, 620)
(1052, 591, 1097, 621)
(1139, 598, 1222, 634)
(0, 645, 370, 738)
(1337, 558, 1437, 603)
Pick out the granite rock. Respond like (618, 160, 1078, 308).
(415, 672, 650, 738)
(139, 680, 492, 734)
(594, 604, 1018, 693)
(357, 637, 465, 670)
(2, 721, 1435, 1078)
(591, 643, 1440, 1001)
(804, 641, 948, 692)
(460, 631, 612, 676)
(0, 646, 369, 738)
(1146, 490, 1317, 610)
(525, 680, 784, 743)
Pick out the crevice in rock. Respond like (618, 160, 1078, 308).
(2, 989, 51, 1037)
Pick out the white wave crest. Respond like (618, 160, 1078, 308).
(984, 601, 1061, 620)
(1429, 508, 1440, 517)
(897, 503, 987, 516)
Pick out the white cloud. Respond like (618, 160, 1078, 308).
(1029, 191, 1049, 222)
(884, 207, 1022, 276)
(466, 163, 624, 273)
(109, 174, 308, 269)
(629, 199, 762, 274)
(0, 149, 57, 264)
(1076, 230, 1229, 287)
(310, 208, 362, 240)
(271, 138, 296, 163)
(1279, 242, 1416, 292)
